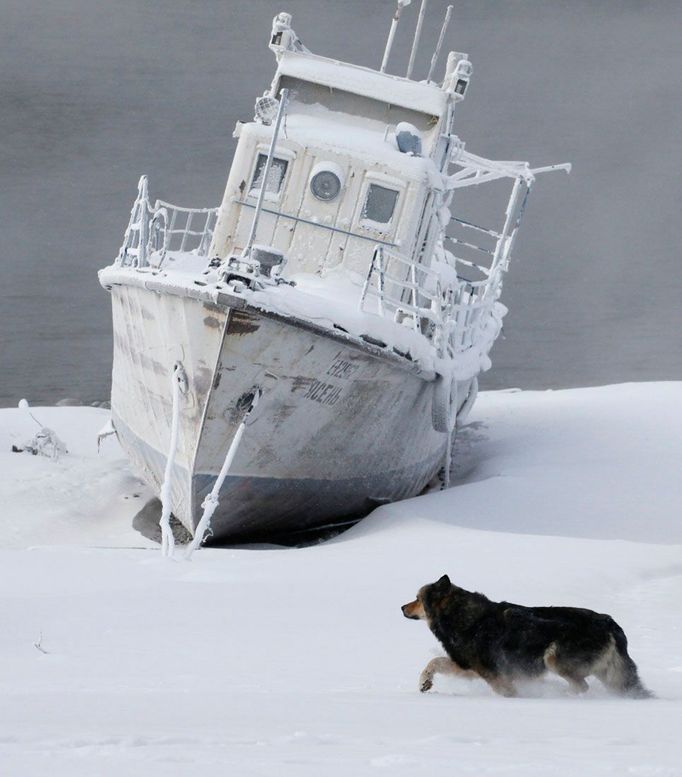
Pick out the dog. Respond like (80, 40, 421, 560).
(402, 575, 652, 698)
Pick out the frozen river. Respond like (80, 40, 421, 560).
(1, 0, 681, 405)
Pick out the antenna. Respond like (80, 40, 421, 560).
(406, 0, 428, 79)
(380, 0, 412, 74)
(427, 4, 453, 83)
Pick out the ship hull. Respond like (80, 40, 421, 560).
(109, 281, 470, 542)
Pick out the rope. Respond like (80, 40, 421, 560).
(441, 377, 458, 490)
(443, 428, 453, 490)
(185, 388, 261, 560)
(158, 362, 186, 558)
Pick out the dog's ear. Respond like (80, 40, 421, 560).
(436, 574, 451, 588)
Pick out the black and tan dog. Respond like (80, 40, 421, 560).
(402, 575, 652, 698)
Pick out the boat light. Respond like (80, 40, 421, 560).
(254, 94, 280, 125)
(395, 122, 422, 156)
(309, 162, 344, 202)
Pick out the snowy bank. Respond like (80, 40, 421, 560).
(1, 383, 681, 776)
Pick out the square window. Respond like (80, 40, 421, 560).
(249, 154, 288, 198)
(362, 184, 399, 224)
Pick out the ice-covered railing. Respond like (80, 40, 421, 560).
(359, 242, 499, 361)
(117, 175, 218, 269)
(360, 245, 445, 337)
(360, 147, 570, 364)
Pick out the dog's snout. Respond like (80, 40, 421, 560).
(402, 599, 424, 620)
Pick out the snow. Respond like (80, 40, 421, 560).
(275, 49, 448, 117)
(1, 382, 681, 776)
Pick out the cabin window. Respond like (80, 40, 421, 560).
(249, 154, 288, 198)
(362, 184, 399, 225)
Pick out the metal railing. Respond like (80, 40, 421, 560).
(118, 176, 218, 268)
(359, 245, 444, 332)
(359, 176, 530, 360)
(359, 243, 504, 359)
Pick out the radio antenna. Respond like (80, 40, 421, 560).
(380, 0, 412, 74)
(406, 0, 428, 79)
(427, 4, 453, 83)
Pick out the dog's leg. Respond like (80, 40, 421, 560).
(481, 673, 518, 698)
(419, 657, 476, 692)
(544, 642, 590, 695)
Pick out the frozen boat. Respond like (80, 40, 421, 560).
(99, 4, 569, 544)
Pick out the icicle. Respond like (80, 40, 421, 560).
(158, 362, 187, 558)
(185, 389, 261, 560)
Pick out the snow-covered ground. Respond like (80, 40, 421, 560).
(1, 383, 681, 776)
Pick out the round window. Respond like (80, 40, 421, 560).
(310, 165, 343, 201)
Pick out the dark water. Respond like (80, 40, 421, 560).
(1, 0, 681, 406)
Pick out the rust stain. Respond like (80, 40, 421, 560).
(202, 301, 224, 314)
(203, 315, 221, 329)
(228, 311, 260, 336)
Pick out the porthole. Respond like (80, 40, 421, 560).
(309, 162, 344, 202)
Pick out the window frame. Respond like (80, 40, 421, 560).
(357, 174, 405, 234)
(247, 145, 295, 202)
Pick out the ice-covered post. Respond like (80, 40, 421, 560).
(243, 89, 289, 259)
(137, 175, 149, 268)
(185, 389, 262, 559)
(158, 361, 188, 558)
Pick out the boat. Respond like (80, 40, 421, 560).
(99, 2, 569, 546)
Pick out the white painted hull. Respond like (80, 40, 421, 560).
(109, 281, 471, 541)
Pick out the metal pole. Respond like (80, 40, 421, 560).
(243, 88, 289, 258)
(406, 0, 428, 79)
(380, 0, 411, 74)
(427, 4, 453, 83)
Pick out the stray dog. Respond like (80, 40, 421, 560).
(402, 575, 652, 698)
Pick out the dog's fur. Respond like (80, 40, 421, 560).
(402, 575, 652, 698)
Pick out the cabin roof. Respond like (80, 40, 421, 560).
(243, 103, 434, 184)
(275, 51, 448, 118)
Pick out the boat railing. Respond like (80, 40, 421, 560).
(359, 230, 510, 360)
(117, 176, 218, 268)
(359, 245, 445, 333)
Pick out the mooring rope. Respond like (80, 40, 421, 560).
(443, 427, 453, 490)
(185, 388, 261, 560)
(158, 362, 187, 558)
(441, 376, 458, 491)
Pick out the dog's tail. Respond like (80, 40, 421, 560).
(596, 625, 654, 699)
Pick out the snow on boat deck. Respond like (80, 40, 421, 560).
(1, 383, 681, 776)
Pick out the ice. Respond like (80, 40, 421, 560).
(0, 382, 680, 775)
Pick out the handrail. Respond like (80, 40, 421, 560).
(234, 199, 398, 248)
(117, 176, 218, 268)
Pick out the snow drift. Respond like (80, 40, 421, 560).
(1, 382, 680, 776)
